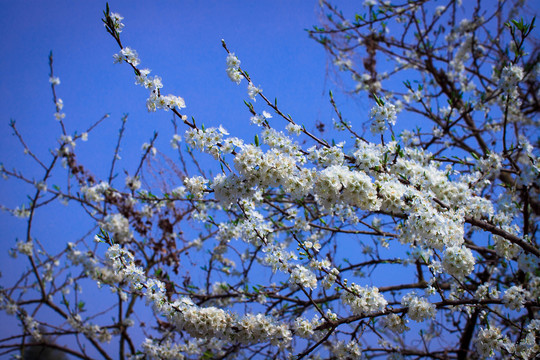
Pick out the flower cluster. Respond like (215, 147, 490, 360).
(247, 82, 261, 100)
(226, 53, 242, 84)
(68, 314, 112, 343)
(108, 12, 125, 33)
(442, 245, 475, 279)
(502, 285, 529, 311)
(15, 240, 33, 257)
(382, 313, 410, 333)
(314, 165, 379, 210)
(474, 326, 510, 358)
(106, 244, 293, 348)
(183, 176, 208, 199)
(341, 284, 387, 316)
(289, 265, 318, 290)
(294, 315, 323, 338)
(0, 292, 18, 316)
(135, 69, 186, 112)
(81, 181, 110, 203)
(184, 126, 228, 157)
(498, 64, 524, 92)
(401, 293, 436, 322)
(370, 99, 397, 134)
(114, 47, 140, 66)
(102, 213, 132, 243)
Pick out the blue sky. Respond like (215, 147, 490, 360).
(0, 0, 337, 162)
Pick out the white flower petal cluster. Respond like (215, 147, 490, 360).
(476, 152, 502, 177)
(49, 76, 60, 85)
(285, 122, 302, 136)
(250, 111, 272, 126)
(353, 141, 383, 171)
(125, 175, 141, 191)
(474, 283, 500, 300)
(114, 47, 140, 66)
(233, 144, 309, 199)
(67, 243, 124, 285)
(103, 213, 131, 243)
(226, 53, 242, 84)
(213, 173, 255, 208)
(401, 196, 464, 250)
(294, 315, 323, 338)
(322, 267, 339, 289)
(377, 177, 407, 213)
(81, 181, 110, 202)
(117, 62, 186, 113)
(262, 242, 298, 272)
(261, 128, 302, 157)
(515, 320, 540, 359)
(231, 313, 292, 347)
(401, 293, 436, 322)
(502, 285, 529, 310)
(370, 99, 397, 134)
(494, 233, 521, 259)
(108, 12, 124, 33)
(12, 205, 30, 218)
(68, 314, 112, 343)
(314, 165, 379, 211)
(442, 245, 475, 279)
(141, 338, 223, 360)
(0, 293, 18, 316)
(308, 145, 345, 168)
(107, 245, 292, 349)
(146, 92, 186, 113)
(289, 265, 317, 290)
(382, 313, 410, 333)
(341, 284, 387, 316)
(184, 127, 226, 158)
(236, 209, 273, 245)
(15, 240, 33, 257)
(183, 176, 208, 199)
(328, 340, 362, 359)
(133, 69, 185, 112)
(22, 315, 41, 341)
(247, 82, 261, 100)
(499, 64, 524, 92)
(474, 326, 508, 358)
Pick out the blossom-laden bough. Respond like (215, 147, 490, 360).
(1, 1, 539, 359)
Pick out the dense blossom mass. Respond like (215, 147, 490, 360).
(1, 1, 539, 359)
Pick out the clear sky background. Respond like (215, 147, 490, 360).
(0, 0, 373, 352)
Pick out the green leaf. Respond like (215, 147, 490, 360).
(202, 351, 215, 359)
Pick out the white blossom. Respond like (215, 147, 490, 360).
(401, 293, 436, 322)
(341, 284, 387, 316)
